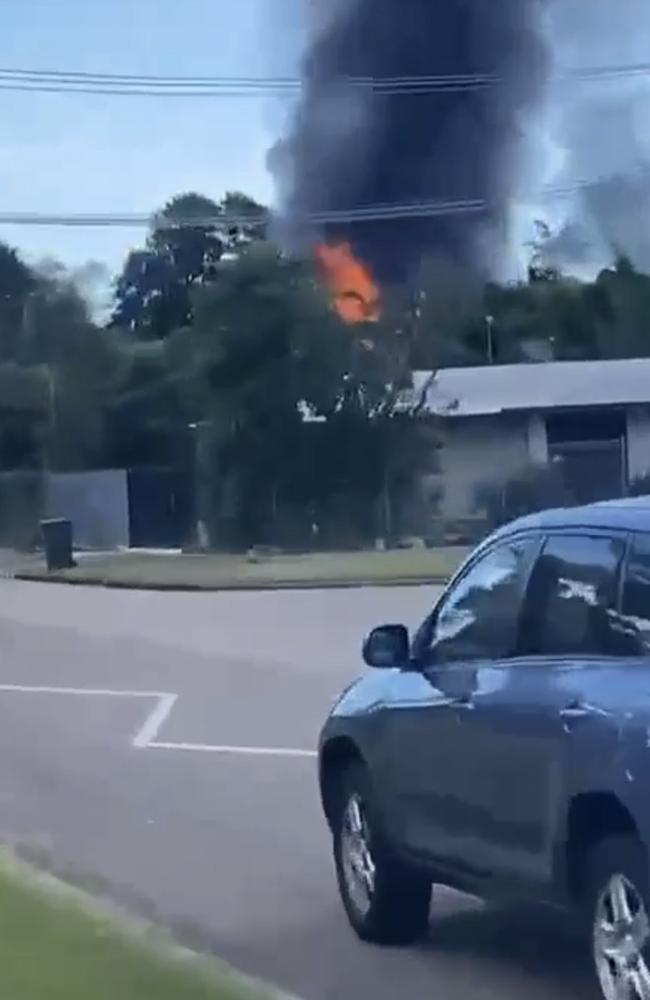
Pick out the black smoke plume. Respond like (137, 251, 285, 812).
(271, 0, 548, 285)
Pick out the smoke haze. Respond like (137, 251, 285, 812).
(539, 0, 650, 273)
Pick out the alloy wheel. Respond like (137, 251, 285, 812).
(340, 793, 376, 917)
(594, 873, 650, 999)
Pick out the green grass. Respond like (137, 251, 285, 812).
(0, 852, 272, 1000)
(18, 547, 468, 590)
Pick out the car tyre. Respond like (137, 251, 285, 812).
(332, 762, 431, 945)
(584, 835, 650, 1000)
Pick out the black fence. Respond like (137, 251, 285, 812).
(127, 467, 193, 548)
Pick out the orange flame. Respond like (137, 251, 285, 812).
(316, 242, 381, 324)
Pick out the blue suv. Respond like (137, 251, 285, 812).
(319, 499, 650, 1000)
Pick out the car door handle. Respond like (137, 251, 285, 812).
(559, 701, 592, 721)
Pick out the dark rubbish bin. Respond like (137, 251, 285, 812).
(40, 519, 75, 571)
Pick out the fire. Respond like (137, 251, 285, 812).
(316, 242, 381, 324)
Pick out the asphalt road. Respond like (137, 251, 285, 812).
(0, 579, 597, 1000)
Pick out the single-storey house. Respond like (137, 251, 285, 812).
(410, 358, 650, 519)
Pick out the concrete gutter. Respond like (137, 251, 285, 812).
(13, 570, 450, 592)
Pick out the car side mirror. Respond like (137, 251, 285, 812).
(362, 624, 410, 669)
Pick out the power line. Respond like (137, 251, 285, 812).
(7, 63, 650, 84)
(0, 66, 499, 86)
(0, 67, 502, 97)
(0, 67, 301, 84)
(0, 83, 300, 98)
(1, 168, 645, 231)
(0, 68, 282, 86)
(564, 62, 650, 82)
(0, 62, 650, 98)
(0, 67, 495, 87)
(0, 200, 486, 228)
(0, 76, 495, 98)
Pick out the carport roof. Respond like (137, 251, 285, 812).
(411, 358, 650, 418)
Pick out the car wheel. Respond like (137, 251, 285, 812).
(585, 836, 650, 1000)
(332, 763, 431, 945)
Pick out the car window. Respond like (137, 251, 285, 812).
(421, 537, 539, 665)
(524, 534, 626, 657)
(620, 533, 650, 656)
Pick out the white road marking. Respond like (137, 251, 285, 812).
(0, 685, 315, 759)
(0, 684, 170, 698)
(149, 741, 317, 758)
(132, 694, 178, 749)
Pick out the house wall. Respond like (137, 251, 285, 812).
(627, 406, 650, 483)
(435, 405, 650, 519)
(437, 414, 531, 517)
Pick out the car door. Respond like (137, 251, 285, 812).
(452, 530, 628, 893)
(380, 534, 540, 870)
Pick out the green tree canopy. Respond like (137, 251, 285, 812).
(112, 191, 268, 339)
(0, 243, 36, 362)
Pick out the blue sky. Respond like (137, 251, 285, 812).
(0, 0, 304, 277)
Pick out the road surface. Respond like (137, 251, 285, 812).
(0, 578, 594, 1000)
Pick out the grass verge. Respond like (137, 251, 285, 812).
(16, 547, 467, 591)
(0, 849, 283, 1000)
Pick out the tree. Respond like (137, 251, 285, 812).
(103, 338, 188, 469)
(482, 277, 592, 362)
(167, 237, 431, 548)
(587, 257, 650, 359)
(0, 253, 128, 471)
(0, 242, 36, 362)
(112, 191, 268, 339)
(164, 239, 400, 545)
(398, 257, 486, 369)
(171, 242, 344, 544)
(22, 269, 127, 469)
(527, 220, 562, 285)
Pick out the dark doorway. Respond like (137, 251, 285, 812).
(546, 409, 627, 505)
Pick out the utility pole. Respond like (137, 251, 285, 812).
(21, 290, 36, 356)
(189, 420, 211, 551)
(485, 314, 495, 364)
(48, 366, 56, 438)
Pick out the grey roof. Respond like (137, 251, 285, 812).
(412, 358, 650, 418)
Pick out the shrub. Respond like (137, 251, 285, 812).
(475, 462, 571, 530)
